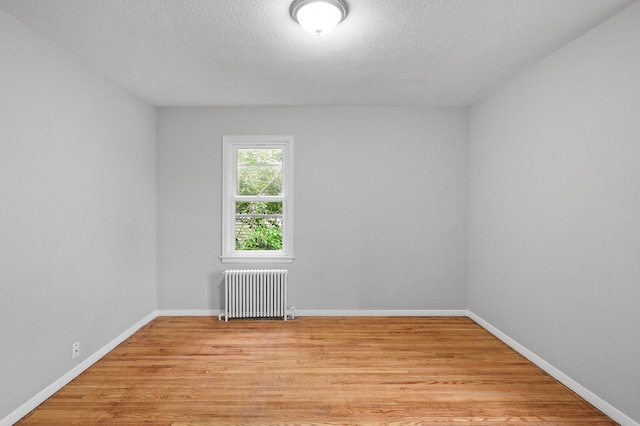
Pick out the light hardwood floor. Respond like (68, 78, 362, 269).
(18, 316, 616, 425)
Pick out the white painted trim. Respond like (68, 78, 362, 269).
(157, 310, 468, 318)
(157, 310, 221, 317)
(295, 309, 469, 317)
(221, 135, 294, 263)
(468, 311, 638, 426)
(1, 311, 157, 426)
(219, 256, 294, 264)
(157, 309, 469, 319)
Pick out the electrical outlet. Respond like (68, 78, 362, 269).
(72, 341, 80, 360)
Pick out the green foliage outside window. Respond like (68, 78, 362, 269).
(236, 149, 283, 250)
(236, 217, 283, 250)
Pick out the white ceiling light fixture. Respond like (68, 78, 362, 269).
(290, 0, 349, 36)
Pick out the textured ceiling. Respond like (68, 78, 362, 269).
(0, 0, 636, 106)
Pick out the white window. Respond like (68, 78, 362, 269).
(221, 135, 294, 263)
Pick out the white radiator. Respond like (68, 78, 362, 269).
(219, 269, 293, 322)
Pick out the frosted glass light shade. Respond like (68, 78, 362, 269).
(291, 0, 348, 36)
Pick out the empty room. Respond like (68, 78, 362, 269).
(1, 0, 639, 424)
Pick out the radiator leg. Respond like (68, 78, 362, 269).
(286, 307, 296, 321)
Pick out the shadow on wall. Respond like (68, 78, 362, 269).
(208, 272, 225, 311)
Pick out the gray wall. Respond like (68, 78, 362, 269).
(157, 106, 468, 312)
(0, 11, 157, 420)
(468, 2, 640, 422)
(3, 0, 639, 423)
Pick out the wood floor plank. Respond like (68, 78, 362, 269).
(17, 317, 617, 425)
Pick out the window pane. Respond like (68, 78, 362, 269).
(237, 148, 283, 196)
(235, 216, 283, 251)
(235, 201, 283, 251)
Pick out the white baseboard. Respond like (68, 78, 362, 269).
(295, 309, 468, 317)
(467, 311, 638, 426)
(1, 311, 157, 426)
(156, 309, 221, 317)
(155, 309, 468, 318)
(138, 309, 468, 321)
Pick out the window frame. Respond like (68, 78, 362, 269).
(221, 135, 294, 263)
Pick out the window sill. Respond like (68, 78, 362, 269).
(220, 256, 295, 264)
